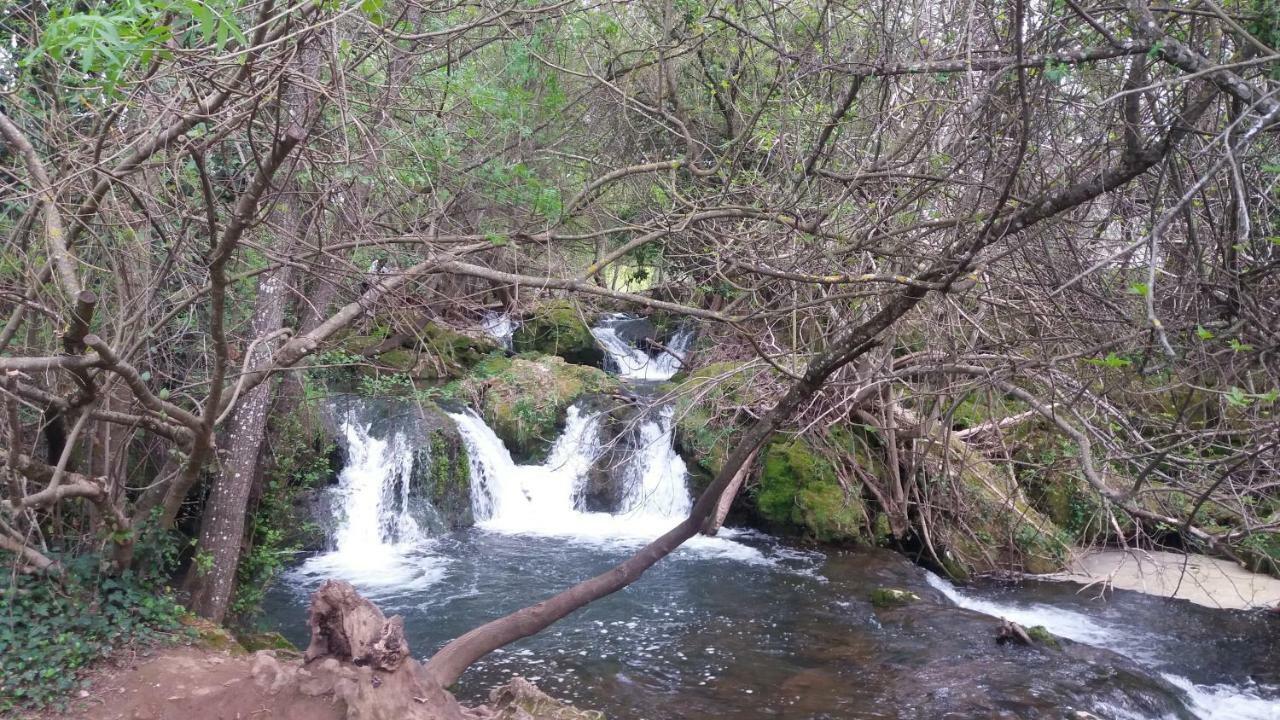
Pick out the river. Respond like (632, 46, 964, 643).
(261, 317, 1279, 720)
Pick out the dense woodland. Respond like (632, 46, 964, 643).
(0, 0, 1278, 713)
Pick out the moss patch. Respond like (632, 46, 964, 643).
(417, 427, 472, 528)
(235, 631, 299, 654)
(755, 438, 867, 543)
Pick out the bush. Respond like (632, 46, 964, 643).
(0, 554, 188, 712)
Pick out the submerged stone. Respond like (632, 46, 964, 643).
(870, 587, 920, 607)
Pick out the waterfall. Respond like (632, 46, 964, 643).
(449, 404, 759, 559)
(617, 406, 691, 518)
(926, 573, 1278, 720)
(481, 311, 515, 349)
(330, 422, 424, 552)
(291, 416, 446, 596)
(591, 317, 693, 381)
(452, 405, 602, 530)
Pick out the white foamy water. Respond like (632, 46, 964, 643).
(450, 405, 764, 562)
(292, 422, 446, 597)
(590, 321, 692, 381)
(481, 312, 515, 349)
(926, 573, 1280, 720)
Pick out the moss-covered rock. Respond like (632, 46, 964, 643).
(236, 630, 300, 654)
(463, 355, 617, 462)
(347, 322, 499, 381)
(413, 423, 472, 529)
(512, 300, 604, 367)
(1026, 625, 1062, 650)
(870, 587, 920, 607)
(672, 363, 870, 543)
(755, 437, 867, 543)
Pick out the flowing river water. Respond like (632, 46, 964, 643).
(262, 318, 1280, 720)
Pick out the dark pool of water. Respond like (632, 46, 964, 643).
(262, 530, 1279, 720)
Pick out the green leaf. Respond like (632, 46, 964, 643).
(1195, 325, 1214, 340)
(1226, 386, 1249, 407)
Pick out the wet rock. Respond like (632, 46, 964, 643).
(412, 424, 472, 529)
(870, 588, 920, 608)
(512, 300, 604, 367)
(581, 402, 645, 512)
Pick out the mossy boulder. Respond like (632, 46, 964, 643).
(870, 588, 920, 608)
(348, 322, 499, 380)
(463, 355, 617, 462)
(409, 405, 473, 529)
(513, 300, 604, 367)
(755, 437, 868, 543)
(672, 363, 869, 543)
(236, 630, 300, 654)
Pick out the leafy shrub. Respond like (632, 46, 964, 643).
(0, 554, 188, 712)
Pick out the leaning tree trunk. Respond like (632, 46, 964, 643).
(186, 264, 295, 622)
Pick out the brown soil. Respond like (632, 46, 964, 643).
(41, 645, 342, 720)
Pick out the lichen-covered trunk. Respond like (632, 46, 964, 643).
(186, 266, 293, 622)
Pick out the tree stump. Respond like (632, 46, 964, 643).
(305, 579, 410, 672)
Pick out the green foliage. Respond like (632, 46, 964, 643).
(359, 370, 416, 396)
(0, 556, 188, 712)
(25, 0, 246, 93)
(231, 412, 332, 622)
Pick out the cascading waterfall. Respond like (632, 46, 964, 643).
(481, 311, 515, 349)
(448, 318, 760, 559)
(292, 418, 446, 595)
(591, 317, 693, 381)
(330, 423, 423, 552)
(925, 573, 1278, 720)
(617, 406, 691, 518)
(452, 405, 603, 531)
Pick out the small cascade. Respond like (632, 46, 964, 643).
(292, 411, 446, 596)
(452, 405, 603, 529)
(926, 573, 1280, 720)
(330, 422, 424, 553)
(591, 316, 693, 381)
(449, 403, 758, 558)
(481, 311, 515, 350)
(617, 406, 691, 518)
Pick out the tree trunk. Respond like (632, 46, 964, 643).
(186, 265, 294, 621)
(701, 449, 755, 536)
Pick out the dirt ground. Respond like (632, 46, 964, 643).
(38, 645, 343, 720)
